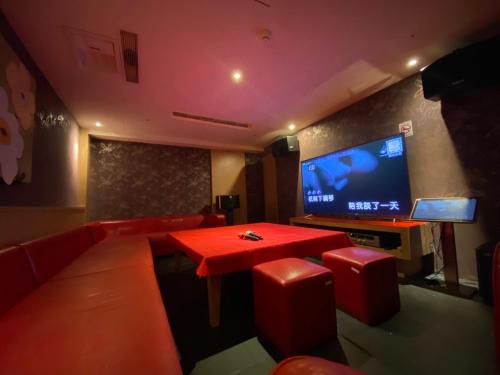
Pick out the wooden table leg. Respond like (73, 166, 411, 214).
(207, 275, 221, 328)
(440, 222, 459, 285)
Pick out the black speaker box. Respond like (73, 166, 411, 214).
(421, 35, 500, 101)
(216, 195, 240, 210)
(272, 136, 299, 157)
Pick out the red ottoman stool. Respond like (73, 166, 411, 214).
(253, 258, 336, 356)
(270, 356, 365, 375)
(322, 247, 400, 325)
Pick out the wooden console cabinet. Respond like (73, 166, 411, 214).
(290, 216, 433, 277)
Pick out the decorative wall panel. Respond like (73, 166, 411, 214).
(87, 139, 211, 220)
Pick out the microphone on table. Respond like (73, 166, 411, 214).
(238, 231, 262, 241)
(245, 230, 263, 240)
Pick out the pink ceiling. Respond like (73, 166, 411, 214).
(1, 0, 499, 151)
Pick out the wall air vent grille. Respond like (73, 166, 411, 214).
(120, 30, 139, 83)
(172, 112, 252, 129)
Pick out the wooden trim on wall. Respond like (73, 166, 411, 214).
(210, 150, 248, 225)
(0, 206, 86, 248)
(0, 206, 85, 213)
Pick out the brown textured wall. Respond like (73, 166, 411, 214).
(276, 75, 499, 235)
(440, 86, 500, 238)
(87, 138, 211, 220)
(274, 74, 500, 280)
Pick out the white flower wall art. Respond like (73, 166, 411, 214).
(0, 86, 23, 184)
(0, 33, 36, 185)
(6, 62, 36, 130)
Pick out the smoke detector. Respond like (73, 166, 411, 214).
(258, 28, 272, 41)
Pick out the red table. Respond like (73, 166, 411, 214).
(167, 223, 352, 327)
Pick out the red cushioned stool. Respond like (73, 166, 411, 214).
(270, 356, 366, 375)
(253, 258, 336, 356)
(322, 247, 400, 325)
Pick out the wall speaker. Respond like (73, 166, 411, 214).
(272, 136, 299, 157)
(421, 35, 500, 101)
(216, 195, 240, 211)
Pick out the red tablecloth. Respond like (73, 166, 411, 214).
(166, 223, 352, 276)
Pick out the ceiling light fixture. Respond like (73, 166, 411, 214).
(288, 123, 296, 131)
(95, 122, 102, 127)
(407, 58, 418, 67)
(232, 70, 242, 83)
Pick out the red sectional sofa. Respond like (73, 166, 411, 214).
(493, 242, 500, 362)
(89, 213, 226, 256)
(0, 213, 225, 374)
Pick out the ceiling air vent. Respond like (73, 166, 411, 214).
(120, 30, 139, 83)
(66, 27, 119, 74)
(172, 112, 252, 129)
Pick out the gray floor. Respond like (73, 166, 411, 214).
(190, 338, 276, 375)
(189, 285, 496, 375)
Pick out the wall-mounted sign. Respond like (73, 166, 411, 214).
(399, 120, 414, 137)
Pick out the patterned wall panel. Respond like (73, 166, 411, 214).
(275, 74, 500, 238)
(87, 139, 211, 220)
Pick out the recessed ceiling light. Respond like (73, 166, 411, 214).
(407, 58, 418, 67)
(232, 70, 242, 83)
(95, 122, 102, 127)
(288, 123, 296, 130)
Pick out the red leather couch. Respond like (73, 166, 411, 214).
(0, 213, 225, 375)
(493, 242, 500, 361)
(88, 213, 226, 256)
(270, 356, 365, 374)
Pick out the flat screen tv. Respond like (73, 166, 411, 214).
(301, 134, 411, 218)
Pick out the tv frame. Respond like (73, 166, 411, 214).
(410, 197, 478, 223)
(300, 133, 413, 220)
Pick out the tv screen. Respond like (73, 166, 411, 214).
(410, 197, 477, 223)
(301, 134, 411, 218)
